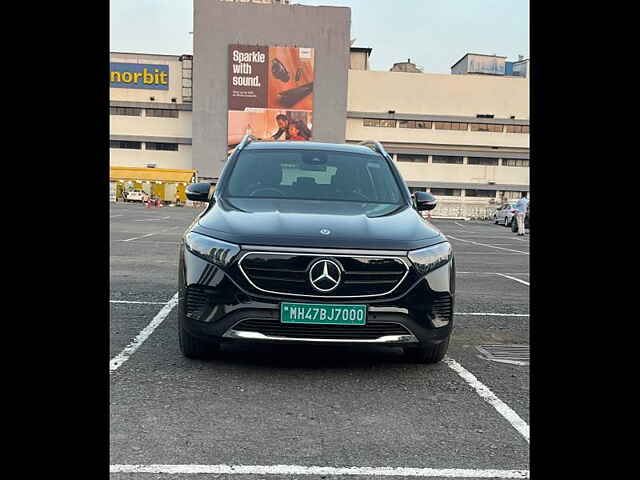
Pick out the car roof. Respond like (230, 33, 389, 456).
(243, 141, 379, 156)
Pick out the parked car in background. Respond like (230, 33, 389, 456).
(125, 189, 147, 202)
(494, 203, 516, 227)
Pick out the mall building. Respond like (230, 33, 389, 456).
(110, 3, 529, 215)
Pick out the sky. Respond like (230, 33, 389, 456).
(110, 0, 529, 74)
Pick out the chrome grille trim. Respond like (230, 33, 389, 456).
(237, 251, 410, 298)
(223, 330, 418, 344)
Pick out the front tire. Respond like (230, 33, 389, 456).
(404, 337, 450, 364)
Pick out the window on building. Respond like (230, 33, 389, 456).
(399, 120, 432, 129)
(502, 191, 526, 199)
(432, 155, 463, 164)
(110, 107, 142, 116)
(470, 123, 504, 133)
(408, 187, 427, 194)
(465, 189, 496, 198)
(430, 188, 462, 196)
(502, 158, 529, 167)
(146, 142, 179, 151)
(506, 124, 530, 134)
(110, 140, 142, 150)
(397, 154, 428, 162)
(434, 122, 468, 131)
(468, 157, 499, 166)
(146, 109, 179, 118)
(363, 118, 396, 127)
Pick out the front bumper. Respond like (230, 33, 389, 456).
(179, 247, 455, 346)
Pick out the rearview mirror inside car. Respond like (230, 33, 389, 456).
(414, 191, 437, 211)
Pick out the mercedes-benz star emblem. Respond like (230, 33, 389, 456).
(309, 259, 341, 293)
(320, 228, 331, 235)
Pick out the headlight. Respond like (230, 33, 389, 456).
(408, 242, 452, 276)
(184, 232, 240, 268)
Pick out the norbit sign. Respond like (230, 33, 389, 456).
(110, 63, 169, 90)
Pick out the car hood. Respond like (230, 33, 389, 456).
(191, 197, 446, 251)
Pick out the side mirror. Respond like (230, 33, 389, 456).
(186, 182, 212, 202)
(414, 191, 437, 211)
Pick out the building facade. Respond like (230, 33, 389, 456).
(110, 7, 529, 215)
(109, 52, 195, 203)
(192, 0, 350, 179)
(347, 48, 529, 217)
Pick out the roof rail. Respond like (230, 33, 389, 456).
(235, 133, 258, 154)
(359, 140, 391, 159)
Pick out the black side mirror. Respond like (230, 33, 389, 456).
(186, 182, 212, 202)
(414, 191, 437, 211)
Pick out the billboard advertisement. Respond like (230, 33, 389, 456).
(110, 63, 169, 90)
(228, 44, 314, 148)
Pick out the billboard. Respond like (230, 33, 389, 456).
(110, 63, 169, 90)
(228, 45, 314, 148)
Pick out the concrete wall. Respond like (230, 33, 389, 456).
(347, 70, 529, 119)
(193, 0, 351, 178)
(109, 145, 193, 170)
(396, 162, 529, 186)
(350, 51, 368, 71)
(110, 111, 192, 139)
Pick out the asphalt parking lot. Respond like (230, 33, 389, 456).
(110, 202, 530, 479)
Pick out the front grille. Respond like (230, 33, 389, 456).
(231, 318, 411, 340)
(238, 252, 409, 297)
(185, 285, 210, 320)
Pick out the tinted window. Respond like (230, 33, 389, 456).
(430, 188, 461, 196)
(468, 157, 499, 166)
(226, 149, 403, 204)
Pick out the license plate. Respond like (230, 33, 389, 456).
(280, 303, 367, 325)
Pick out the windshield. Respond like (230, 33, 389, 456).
(225, 149, 404, 204)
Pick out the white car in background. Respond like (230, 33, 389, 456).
(125, 189, 147, 202)
(494, 203, 517, 227)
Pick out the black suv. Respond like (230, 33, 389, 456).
(178, 137, 455, 363)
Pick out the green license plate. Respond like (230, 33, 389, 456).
(281, 303, 367, 325)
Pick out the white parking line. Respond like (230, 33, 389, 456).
(444, 357, 530, 443)
(448, 235, 529, 255)
(120, 233, 156, 242)
(457, 313, 529, 317)
(495, 273, 530, 286)
(446, 235, 528, 240)
(115, 240, 180, 245)
(110, 214, 123, 218)
(135, 216, 171, 222)
(110, 300, 168, 305)
(118, 226, 180, 242)
(458, 272, 529, 275)
(485, 244, 529, 246)
(109, 292, 179, 373)
(109, 464, 529, 478)
(455, 252, 525, 255)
